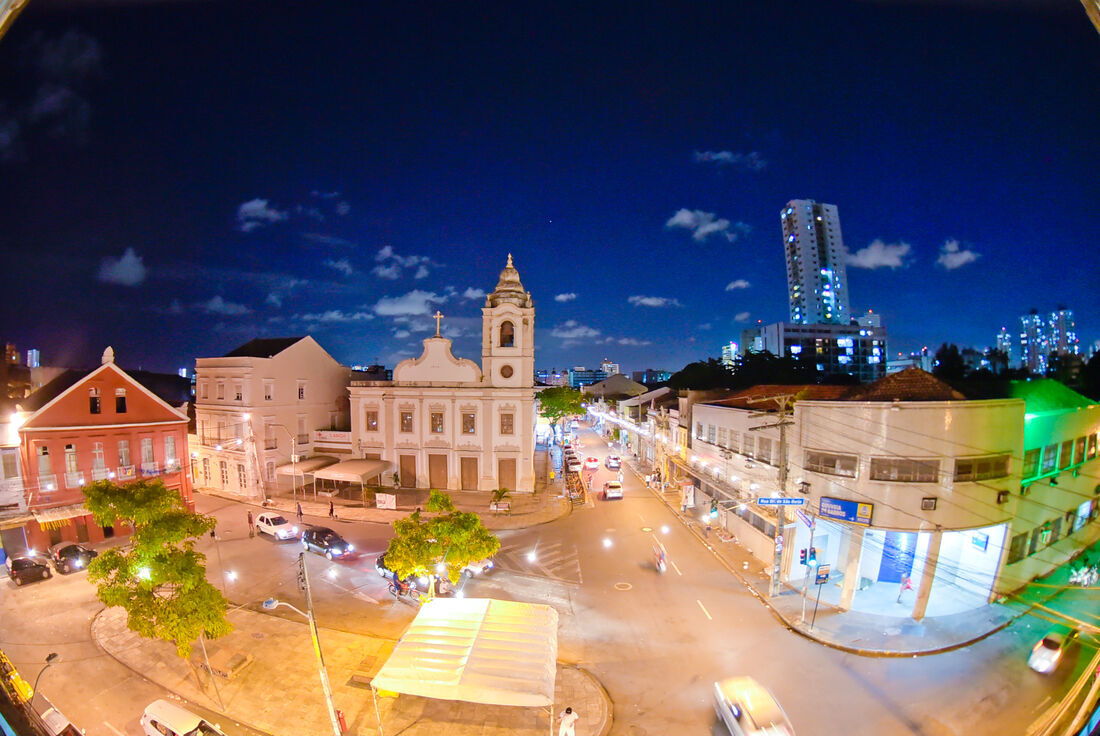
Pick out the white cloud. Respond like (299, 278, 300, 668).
(665, 209, 750, 242)
(323, 258, 354, 276)
(393, 329, 411, 339)
(336, 201, 350, 216)
(697, 323, 712, 330)
(302, 233, 356, 248)
(554, 292, 577, 302)
(617, 337, 652, 346)
(265, 292, 282, 307)
(372, 263, 401, 279)
(846, 239, 912, 269)
(725, 279, 751, 290)
(202, 295, 251, 315)
(628, 295, 681, 308)
(462, 287, 486, 300)
(693, 150, 767, 171)
(550, 320, 600, 339)
(372, 289, 447, 316)
(298, 310, 374, 323)
(97, 247, 147, 286)
(413, 265, 429, 279)
(734, 311, 751, 323)
(937, 239, 980, 270)
(237, 198, 287, 232)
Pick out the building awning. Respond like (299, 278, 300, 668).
(274, 456, 339, 477)
(371, 597, 558, 707)
(32, 504, 91, 528)
(0, 514, 35, 530)
(312, 459, 392, 484)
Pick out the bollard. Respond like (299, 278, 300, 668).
(337, 708, 348, 734)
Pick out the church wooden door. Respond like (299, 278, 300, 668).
(399, 455, 416, 488)
(460, 457, 478, 490)
(428, 454, 448, 490)
(497, 458, 516, 492)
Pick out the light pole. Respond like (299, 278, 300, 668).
(263, 553, 341, 736)
(265, 422, 299, 502)
(32, 653, 59, 694)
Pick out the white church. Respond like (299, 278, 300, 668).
(348, 255, 537, 492)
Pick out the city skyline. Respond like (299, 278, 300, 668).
(0, 1, 1098, 374)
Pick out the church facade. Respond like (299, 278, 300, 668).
(348, 255, 536, 492)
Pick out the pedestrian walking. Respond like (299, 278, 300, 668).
(704, 519, 711, 538)
(247, 510, 254, 538)
(296, 502, 303, 524)
(329, 500, 336, 519)
(558, 706, 579, 736)
(896, 574, 915, 603)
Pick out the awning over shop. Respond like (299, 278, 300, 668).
(274, 456, 339, 477)
(311, 459, 392, 485)
(32, 504, 90, 528)
(371, 597, 558, 707)
(0, 514, 35, 530)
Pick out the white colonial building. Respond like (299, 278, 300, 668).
(348, 255, 537, 492)
(192, 337, 351, 498)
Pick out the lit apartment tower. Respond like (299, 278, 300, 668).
(995, 327, 1013, 365)
(1020, 309, 1048, 374)
(781, 200, 851, 325)
(1048, 307, 1079, 356)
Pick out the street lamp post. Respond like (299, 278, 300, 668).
(263, 553, 341, 736)
(266, 422, 299, 502)
(32, 653, 59, 695)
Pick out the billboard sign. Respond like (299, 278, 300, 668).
(818, 497, 873, 526)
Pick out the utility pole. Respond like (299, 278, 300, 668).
(300, 553, 343, 736)
(747, 393, 797, 598)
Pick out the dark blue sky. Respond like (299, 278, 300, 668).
(1, 0, 1097, 374)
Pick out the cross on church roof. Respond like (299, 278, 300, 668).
(433, 310, 444, 337)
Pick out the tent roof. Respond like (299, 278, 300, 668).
(371, 597, 558, 707)
(312, 458, 393, 483)
(275, 456, 339, 476)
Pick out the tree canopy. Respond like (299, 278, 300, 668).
(84, 479, 230, 657)
(537, 386, 586, 427)
(384, 490, 501, 591)
(667, 353, 816, 390)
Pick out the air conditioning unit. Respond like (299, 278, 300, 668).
(996, 490, 1010, 504)
(1019, 484, 1030, 497)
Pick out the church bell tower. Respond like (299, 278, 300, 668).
(482, 254, 534, 388)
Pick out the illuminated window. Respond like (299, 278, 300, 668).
(1040, 444, 1058, 473)
(462, 413, 476, 434)
(430, 412, 444, 434)
(365, 410, 379, 432)
(400, 412, 413, 433)
(1074, 437, 1086, 465)
(1058, 440, 1073, 470)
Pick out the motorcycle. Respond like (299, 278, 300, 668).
(654, 544, 668, 574)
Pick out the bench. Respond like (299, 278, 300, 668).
(489, 501, 511, 513)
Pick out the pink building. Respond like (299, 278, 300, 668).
(12, 348, 192, 553)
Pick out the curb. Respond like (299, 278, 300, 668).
(628, 459, 1015, 658)
(567, 664, 614, 736)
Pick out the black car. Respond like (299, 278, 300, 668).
(48, 542, 98, 574)
(301, 527, 354, 560)
(375, 553, 420, 589)
(6, 556, 52, 586)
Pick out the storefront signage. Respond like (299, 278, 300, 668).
(757, 497, 805, 506)
(815, 564, 831, 585)
(375, 493, 397, 510)
(818, 497, 873, 526)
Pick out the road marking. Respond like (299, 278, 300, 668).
(1031, 695, 1051, 714)
(671, 560, 682, 576)
(103, 722, 126, 736)
(697, 599, 712, 620)
(638, 513, 647, 522)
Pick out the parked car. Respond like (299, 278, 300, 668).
(583, 456, 600, 470)
(302, 527, 354, 560)
(48, 542, 98, 573)
(566, 460, 583, 473)
(602, 481, 623, 500)
(1028, 627, 1078, 674)
(255, 512, 299, 540)
(605, 455, 621, 469)
(375, 552, 419, 588)
(141, 699, 226, 736)
(714, 677, 795, 736)
(6, 555, 52, 586)
(462, 557, 495, 576)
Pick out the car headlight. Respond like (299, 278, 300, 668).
(75, 559, 84, 568)
(346, 543, 354, 552)
(485, 561, 494, 570)
(291, 526, 298, 534)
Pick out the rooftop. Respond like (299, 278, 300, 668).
(223, 336, 304, 359)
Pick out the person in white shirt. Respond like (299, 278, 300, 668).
(558, 706, 579, 736)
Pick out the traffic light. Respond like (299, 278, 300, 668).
(799, 548, 807, 565)
(807, 548, 818, 567)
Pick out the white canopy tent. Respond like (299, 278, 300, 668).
(311, 458, 393, 498)
(371, 597, 559, 734)
(274, 455, 339, 498)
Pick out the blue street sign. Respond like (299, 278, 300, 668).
(795, 510, 814, 529)
(815, 564, 831, 585)
(818, 497, 873, 526)
(757, 497, 806, 506)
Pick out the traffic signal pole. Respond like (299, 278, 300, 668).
(748, 393, 796, 598)
(800, 518, 816, 623)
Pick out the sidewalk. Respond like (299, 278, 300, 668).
(93, 605, 611, 736)
(624, 455, 1089, 657)
(203, 446, 571, 532)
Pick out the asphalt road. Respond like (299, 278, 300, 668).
(2, 421, 1094, 736)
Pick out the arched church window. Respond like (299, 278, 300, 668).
(499, 321, 515, 348)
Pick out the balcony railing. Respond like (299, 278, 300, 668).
(141, 462, 160, 476)
(201, 435, 245, 451)
(91, 466, 110, 481)
(164, 458, 180, 472)
(38, 473, 58, 492)
(117, 465, 136, 480)
(65, 471, 85, 488)
(265, 438, 278, 450)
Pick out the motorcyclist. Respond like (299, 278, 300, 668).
(653, 543, 667, 572)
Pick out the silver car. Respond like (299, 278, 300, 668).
(714, 677, 794, 736)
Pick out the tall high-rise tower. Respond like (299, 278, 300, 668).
(781, 199, 851, 324)
(1048, 306, 1079, 357)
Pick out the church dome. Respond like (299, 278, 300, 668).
(486, 253, 533, 308)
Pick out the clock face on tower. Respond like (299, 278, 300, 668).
(500, 364, 514, 379)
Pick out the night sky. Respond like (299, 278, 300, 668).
(1, 0, 1097, 375)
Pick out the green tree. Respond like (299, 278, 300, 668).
(932, 343, 966, 382)
(667, 358, 736, 390)
(1081, 351, 1100, 401)
(384, 490, 500, 597)
(537, 386, 586, 437)
(83, 479, 231, 658)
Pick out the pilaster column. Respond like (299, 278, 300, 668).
(911, 529, 942, 621)
(838, 525, 864, 611)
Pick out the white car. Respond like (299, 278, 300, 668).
(714, 677, 794, 736)
(583, 456, 600, 470)
(566, 460, 582, 473)
(602, 481, 623, 500)
(462, 557, 495, 576)
(141, 699, 226, 736)
(255, 512, 299, 540)
(1028, 627, 1077, 674)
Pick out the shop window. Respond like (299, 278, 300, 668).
(953, 454, 1010, 482)
(870, 457, 939, 483)
(804, 451, 858, 478)
(1021, 449, 1040, 478)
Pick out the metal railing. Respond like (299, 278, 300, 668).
(37, 473, 57, 491)
(91, 467, 110, 481)
(116, 465, 136, 480)
(140, 462, 159, 476)
(64, 471, 85, 488)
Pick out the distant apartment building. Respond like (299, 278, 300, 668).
(599, 359, 620, 376)
(742, 321, 887, 383)
(720, 342, 739, 368)
(25, 349, 39, 369)
(4, 348, 192, 555)
(1020, 307, 1080, 375)
(886, 349, 933, 375)
(568, 367, 607, 389)
(782, 199, 851, 325)
(995, 327, 1014, 365)
(632, 369, 672, 385)
(535, 368, 568, 386)
(192, 337, 351, 499)
(1048, 307, 1079, 356)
